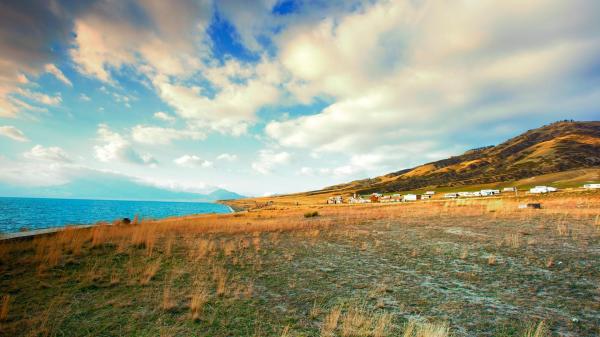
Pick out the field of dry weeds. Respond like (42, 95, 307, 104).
(0, 192, 599, 336)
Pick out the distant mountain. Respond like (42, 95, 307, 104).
(0, 170, 245, 202)
(207, 188, 246, 201)
(309, 120, 600, 196)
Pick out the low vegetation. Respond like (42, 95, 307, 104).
(0, 193, 599, 336)
(304, 211, 320, 218)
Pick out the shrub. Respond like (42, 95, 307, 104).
(304, 211, 320, 218)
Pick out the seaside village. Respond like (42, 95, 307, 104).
(327, 183, 600, 204)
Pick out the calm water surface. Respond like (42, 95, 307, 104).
(0, 197, 231, 233)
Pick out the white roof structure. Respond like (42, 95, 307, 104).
(529, 186, 557, 194)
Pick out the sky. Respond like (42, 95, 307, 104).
(0, 0, 599, 198)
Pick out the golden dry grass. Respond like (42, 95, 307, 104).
(162, 283, 176, 311)
(140, 258, 161, 285)
(523, 321, 548, 337)
(401, 320, 449, 337)
(6, 192, 589, 266)
(0, 191, 598, 336)
(320, 307, 341, 337)
(190, 288, 208, 321)
(0, 294, 9, 322)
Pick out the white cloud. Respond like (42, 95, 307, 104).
(66, 1, 283, 137)
(296, 140, 463, 181)
(215, 0, 277, 51)
(94, 124, 157, 165)
(0, 126, 28, 142)
(0, 156, 73, 187)
(174, 155, 213, 168)
(70, 1, 211, 82)
(152, 60, 281, 135)
(251, 150, 290, 174)
(135, 176, 213, 194)
(267, 0, 600, 164)
(79, 93, 91, 101)
(16, 88, 62, 106)
(112, 92, 134, 103)
(24, 145, 71, 163)
(298, 167, 314, 176)
(131, 125, 205, 145)
(153, 111, 176, 122)
(0, 2, 87, 117)
(217, 153, 237, 162)
(0, 155, 220, 196)
(44, 64, 72, 86)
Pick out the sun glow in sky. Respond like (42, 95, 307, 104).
(0, 0, 599, 197)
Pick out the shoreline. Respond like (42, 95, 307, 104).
(0, 224, 95, 241)
(217, 200, 246, 212)
(1, 201, 234, 241)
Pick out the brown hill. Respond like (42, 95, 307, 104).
(313, 120, 600, 195)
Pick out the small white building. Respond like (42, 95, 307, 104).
(480, 189, 501, 196)
(425, 191, 436, 195)
(444, 193, 458, 199)
(529, 186, 557, 194)
(457, 191, 472, 197)
(327, 196, 344, 204)
(503, 187, 516, 192)
(403, 194, 419, 201)
(421, 194, 432, 200)
(348, 196, 369, 203)
(583, 183, 600, 189)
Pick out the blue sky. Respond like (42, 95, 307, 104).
(0, 0, 599, 198)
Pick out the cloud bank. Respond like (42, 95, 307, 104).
(1, 0, 599, 195)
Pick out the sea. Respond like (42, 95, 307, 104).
(0, 197, 232, 233)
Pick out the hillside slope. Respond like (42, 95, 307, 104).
(313, 121, 600, 195)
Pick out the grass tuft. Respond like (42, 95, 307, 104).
(0, 294, 10, 321)
(190, 289, 208, 322)
(524, 321, 548, 337)
(320, 307, 341, 337)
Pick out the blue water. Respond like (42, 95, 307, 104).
(0, 197, 232, 233)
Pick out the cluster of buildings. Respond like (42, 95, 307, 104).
(443, 189, 502, 198)
(326, 183, 598, 204)
(326, 196, 344, 204)
(444, 186, 561, 197)
(347, 192, 435, 204)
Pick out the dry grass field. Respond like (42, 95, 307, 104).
(1, 192, 599, 336)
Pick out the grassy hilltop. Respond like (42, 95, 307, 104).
(267, 121, 600, 201)
(1, 192, 600, 336)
